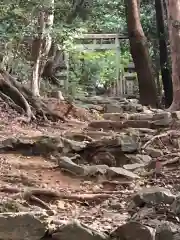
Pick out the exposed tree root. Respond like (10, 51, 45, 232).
(0, 91, 24, 114)
(141, 130, 180, 149)
(0, 186, 114, 210)
(0, 69, 66, 122)
(25, 194, 52, 211)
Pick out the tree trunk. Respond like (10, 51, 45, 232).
(31, 11, 45, 97)
(155, 0, 173, 108)
(31, 0, 54, 97)
(166, 0, 180, 111)
(125, 0, 158, 107)
(42, 44, 66, 85)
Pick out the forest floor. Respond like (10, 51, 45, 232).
(0, 96, 180, 239)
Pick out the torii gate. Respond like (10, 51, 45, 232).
(64, 33, 129, 96)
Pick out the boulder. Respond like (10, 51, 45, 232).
(155, 221, 180, 240)
(110, 221, 154, 240)
(171, 194, 180, 215)
(132, 187, 175, 207)
(152, 112, 172, 127)
(0, 212, 47, 240)
(51, 220, 107, 240)
(105, 103, 123, 113)
(120, 135, 139, 153)
(171, 111, 180, 120)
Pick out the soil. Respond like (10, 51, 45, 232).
(0, 96, 180, 232)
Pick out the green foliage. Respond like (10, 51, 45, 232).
(69, 49, 131, 94)
(0, 0, 163, 95)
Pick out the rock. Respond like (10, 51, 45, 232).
(50, 90, 64, 100)
(128, 113, 154, 121)
(155, 221, 180, 240)
(120, 135, 139, 153)
(172, 111, 180, 120)
(103, 113, 128, 121)
(83, 165, 109, 177)
(0, 212, 47, 240)
(81, 135, 138, 166)
(145, 147, 163, 158)
(126, 154, 152, 164)
(0, 198, 29, 212)
(110, 222, 154, 240)
(132, 187, 175, 207)
(171, 194, 180, 215)
(88, 104, 104, 112)
(51, 220, 107, 240)
(88, 120, 151, 131)
(105, 103, 123, 113)
(0, 136, 86, 156)
(152, 112, 172, 126)
(137, 154, 152, 163)
(123, 163, 145, 171)
(57, 156, 85, 176)
(107, 167, 140, 179)
(131, 207, 156, 221)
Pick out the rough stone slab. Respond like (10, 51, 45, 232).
(171, 194, 180, 215)
(0, 211, 48, 240)
(110, 221, 155, 240)
(58, 156, 85, 176)
(132, 187, 175, 207)
(51, 220, 107, 240)
(123, 163, 145, 171)
(155, 221, 180, 240)
(107, 167, 140, 179)
(145, 147, 163, 158)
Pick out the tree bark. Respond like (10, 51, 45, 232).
(31, 11, 45, 97)
(0, 69, 66, 122)
(126, 0, 158, 107)
(155, 0, 173, 108)
(166, 0, 180, 111)
(31, 0, 54, 97)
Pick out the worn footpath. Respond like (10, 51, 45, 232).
(0, 96, 180, 240)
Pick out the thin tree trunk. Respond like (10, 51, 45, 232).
(31, 11, 45, 97)
(31, 0, 54, 97)
(166, 0, 180, 111)
(126, 0, 158, 107)
(155, 0, 172, 108)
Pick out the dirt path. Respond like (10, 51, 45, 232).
(0, 153, 82, 190)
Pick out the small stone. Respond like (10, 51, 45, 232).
(145, 147, 163, 158)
